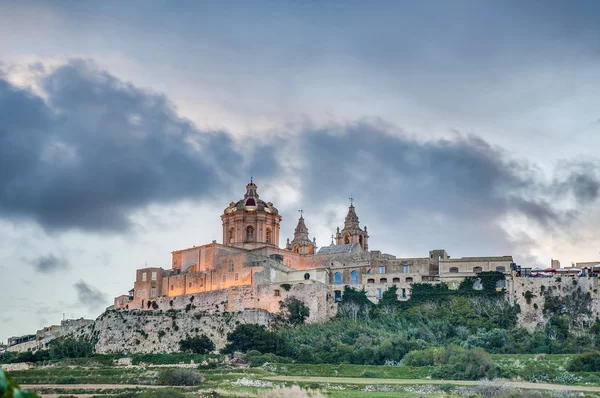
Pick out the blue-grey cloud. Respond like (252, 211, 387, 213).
(30, 254, 69, 273)
(0, 60, 246, 232)
(74, 280, 108, 311)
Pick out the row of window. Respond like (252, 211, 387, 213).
(448, 266, 506, 273)
(334, 271, 415, 285)
(228, 226, 273, 243)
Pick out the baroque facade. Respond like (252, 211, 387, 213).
(114, 181, 514, 322)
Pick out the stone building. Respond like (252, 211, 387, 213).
(114, 180, 513, 322)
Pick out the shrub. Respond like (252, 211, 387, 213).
(243, 350, 293, 367)
(180, 334, 215, 354)
(439, 383, 455, 393)
(222, 324, 288, 355)
(567, 350, 600, 372)
(57, 376, 78, 384)
(48, 337, 94, 359)
(280, 283, 292, 291)
(158, 368, 201, 386)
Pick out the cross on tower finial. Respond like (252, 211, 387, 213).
(349, 193, 354, 205)
(298, 207, 304, 217)
(250, 174, 253, 184)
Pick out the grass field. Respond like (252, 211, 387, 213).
(5, 353, 600, 397)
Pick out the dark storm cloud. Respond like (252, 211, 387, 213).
(296, 121, 561, 224)
(282, 121, 599, 257)
(553, 162, 600, 205)
(30, 254, 69, 273)
(74, 280, 108, 311)
(0, 60, 246, 232)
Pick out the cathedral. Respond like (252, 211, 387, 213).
(114, 181, 513, 322)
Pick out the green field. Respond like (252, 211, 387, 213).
(5, 353, 600, 397)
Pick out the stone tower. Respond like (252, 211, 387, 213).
(221, 180, 281, 249)
(286, 213, 317, 254)
(336, 202, 369, 250)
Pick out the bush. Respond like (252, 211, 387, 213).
(179, 334, 215, 354)
(567, 350, 600, 372)
(404, 346, 496, 380)
(243, 350, 293, 367)
(222, 324, 288, 355)
(158, 368, 201, 386)
(49, 337, 94, 359)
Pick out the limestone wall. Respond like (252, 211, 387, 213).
(89, 309, 272, 353)
(509, 275, 600, 330)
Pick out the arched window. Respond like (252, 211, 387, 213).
(307, 245, 313, 254)
(228, 228, 235, 243)
(334, 272, 342, 284)
(405, 277, 413, 283)
(266, 228, 272, 244)
(350, 270, 359, 284)
(294, 245, 299, 253)
(229, 260, 234, 273)
(246, 226, 254, 241)
(304, 273, 310, 280)
(367, 278, 375, 284)
(392, 277, 400, 283)
(359, 235, 363, 248)
(473, 266, 483, 274)
(496, 279, 506, 289)
(345, 234, 350, 244)
(496, 266, 506, 273)
(449, 267, 459, 273)
(380, 278, 388, 284)
(473, 279, 483, 290)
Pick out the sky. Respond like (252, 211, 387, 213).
(1, 0, 600, 342)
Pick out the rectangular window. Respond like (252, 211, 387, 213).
(151, 271, 157, 280)
(234, 273, 239, 281)
(170, 285, 174, 291)
(404, 265, 409, 274)
(377, 288, 382, 299)
(274, 289, 280, 297)
(222, 274, 226, 283)
(189, 282, 192, 288)
(150, 287, 156, 297)
(142, 272, 147, 281)
(402, 288, 406, 298)
(379, 266, 385, 274)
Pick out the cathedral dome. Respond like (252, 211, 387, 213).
(223, 181, 279, 215)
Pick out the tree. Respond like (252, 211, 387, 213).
(279, 297, 310, 325)
(179, 334, 215, 354)
(222, 324, 288, 355)
(337, 286, 372, 321)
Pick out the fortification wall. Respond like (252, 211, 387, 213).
(510, 275, 600, 330)
(90, 309, 272, 353)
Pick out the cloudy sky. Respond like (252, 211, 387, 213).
(2, 0, 600, 341)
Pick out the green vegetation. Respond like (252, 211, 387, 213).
(179, 334, 215, 354)
(0, 369, 40, 397)
(278, 297, 310, 325)
(157, 368, 201, 386)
